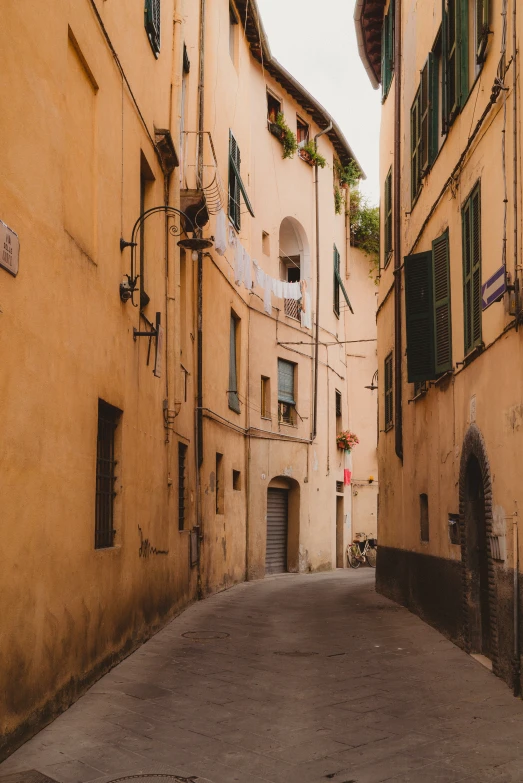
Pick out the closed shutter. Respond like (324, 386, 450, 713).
(411, 88, 421, 202)
(278, 359, 295, 404)
(145, 0, 161, 56)
(405, 251, 436, 382)
(266, 488, 288, 574)
(428, 52, 439, 165)
(333, 245, 340, 316)
(476, 0, 490, 62)
(462, 185, 482, 354)
(432, 231, 452, 374)
(420, 62, 429, 176)
(384, 168, 393, 261)
(458, 0, 469, 107)
(229, 315, 240, 412)
(384, 352, 393, 431)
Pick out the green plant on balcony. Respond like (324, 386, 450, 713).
(299, 140, 326, 168)
(272, 113, 298, 159)
(349, 189, 380, 283)
(334, 159, 361, 189)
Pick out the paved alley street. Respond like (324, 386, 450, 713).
(2, 570, 523, 783)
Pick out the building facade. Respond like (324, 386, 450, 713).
(0, 0, 376, 756)
(356, 0, 523, 691)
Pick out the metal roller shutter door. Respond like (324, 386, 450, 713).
(266, 488, 288, 574)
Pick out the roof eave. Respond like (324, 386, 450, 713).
(354, 0, 381, 90)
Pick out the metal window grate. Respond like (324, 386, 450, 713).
(95, 400, 121, 549)
(336, 481, 344, 493)
(178, 443, 187, 531)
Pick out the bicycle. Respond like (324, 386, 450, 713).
(347, 533, 377, 569)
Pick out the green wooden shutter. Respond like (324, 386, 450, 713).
(382, 1, 395, 99)
(476, 0, 490, 62)
(445, 0, 459, 121)
(420, 61, 429, 175)
(229, 131, 241, 230)
(384, 168, 393, 261)
(333, 245, 340, 316)
(432, 231, 452, 374)
(145, 0, 161, 56)
(462, 185, 482, 355)
(458, 0, 469, 107)
(471, 186, 482, 347)
(411, 87, 421, 202)
(278, 359, 295, 404)
(442, 0, 449, 131)
(384, 352, 393, 430)
(428, 52, 439, 164)
(381, 19, 388, 100)
(405, 251, 437, 382)
(228, 315, 240, 412)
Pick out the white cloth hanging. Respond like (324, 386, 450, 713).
(234, 239, 244, 285)
(289, 281, 301, 299)
(301, 292, 312, 328)
(264, 275, 272, 314)
(214, 209, 227, 256)
(243, 251, 253, 290)
(272, 278, 284, 298)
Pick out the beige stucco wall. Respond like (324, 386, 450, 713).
(376, 0, 523, 562)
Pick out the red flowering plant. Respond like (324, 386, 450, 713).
(336, 430, 359, 452)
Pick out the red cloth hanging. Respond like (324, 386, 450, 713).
(344, 469, 352, 485)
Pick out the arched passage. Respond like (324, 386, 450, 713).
(278, 217, 310, 322)
(266, 476, 300, 574)
(458, 425, 498, 667)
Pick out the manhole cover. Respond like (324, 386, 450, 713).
(106, 776, 198, 783)
(273, 650, 318, 657)
(182, 631, 229, 640)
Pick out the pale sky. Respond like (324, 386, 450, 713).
(256, 0, 381, 205)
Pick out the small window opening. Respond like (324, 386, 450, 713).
(95, 400, 122, 549)
(233, 470, 241, 491)
(267, 92, 281, 123)
(336, 480, 344, 494)
(296, 116, 309, 148)
(262, 231, 270, 256)
(216, 453, 224, 514)
(261, 376, 271, 419)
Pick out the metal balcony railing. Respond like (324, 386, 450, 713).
(181, 131, 226, 216)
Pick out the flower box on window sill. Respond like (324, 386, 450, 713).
(268, 121, 285, 142)
(298, 148, 314, 166)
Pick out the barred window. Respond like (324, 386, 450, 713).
(95, 400, 121, 549)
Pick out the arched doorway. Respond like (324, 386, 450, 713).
(266, 477, 300, 574)
(464, 455, 491, 657)
(459, 425, 498, 667)
(278, 217, 310, 323)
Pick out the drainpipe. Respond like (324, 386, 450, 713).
(514, 509, 520, 696)
(513, 0, 520, 319)
(312, 121, 333, 441)
(393, 0, 403, 462)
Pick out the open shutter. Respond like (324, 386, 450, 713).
(228, 315, 240, 412)
(333, 246, 340, 316)
(428, 52, 439, 165)
(405, 251, 436, 383)
(442, 0, 449, 132)
(381, 20, 388, 98)
(476, 0, 490, 63)
(384, 168, 393, 260)
(384, 353, 393, 430)
(432, 231, 452, 374)
(278, 360, 295, 404)
(471, 187, 482, 347)
(229, 131, 241, 230)
(462, 198, 473, 354)
(145, 0, 161, 56)
(445, 0, 459, 122)
(458, 0, 469, 108)
(420, 62, 429, 176)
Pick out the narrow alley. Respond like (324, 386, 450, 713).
(2, 571, 523, 783)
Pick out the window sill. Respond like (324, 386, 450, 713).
(261, 416, 272, 422)
(384, 424, 394, 433)
(461, 343, 484, 368)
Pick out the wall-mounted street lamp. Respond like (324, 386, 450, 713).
(119, 205, 213, 306)
(365, 370, 378, 391)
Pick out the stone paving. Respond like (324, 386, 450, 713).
(2, 570, 523, 783)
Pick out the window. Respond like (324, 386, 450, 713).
(420, 494, 429, 542)
(381, 0, 395, 100)
(442, 0, 470, 129)
(95, 400, 121, 549)
(296, 117, 309, 148)
(229, 3, 238, 63)
(262, 231, 270, 256)
(336, 481, 344, 494)
(384, 167, 393, 264)
(278, 359, 296, 425)
(404, 230, 452, 382)
(228, 130, 254, 231)
(145, 0, 161, 57)
(267, 92, 281, 123)
(261, 376, 271, 419)
(228, 312, 240, 413)
(476, 0, 490, 64)
(216, 453, 224, 514)
(384, 353, 393, 431)
(178, 443, 187, 531)
(462, 184, 482, 355)
(333, 245, 354, 317)
(233, 470, 241, 491)
(335, 390, 342, 419)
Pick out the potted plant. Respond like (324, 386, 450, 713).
(334, 159, 361, 189)
(298, 140, 327, 168)
(336, 430, 359, 452)
(268, 113, 298, 159)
